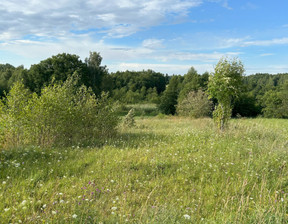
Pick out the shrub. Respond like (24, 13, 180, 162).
(0, 75, 119, 148)
(122, 108, 136, 127)
(0, 82, 32, 147)
(177, 90, 212, 118)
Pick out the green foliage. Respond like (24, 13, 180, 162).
(110, 70, 166, 103)
(159, 75, 182, 115)
(23, 53, 86, 94)
(146, 87, 160, 104)
(232, 93, 261, 117)
(261, 82, 288, 118)
(2, 54, 288, 119)
(0, 82, 32, 147)
(0, 75, 119, 148)
(178, 68, 209, 103)
(85, 51, 110, 95)
(207, 57, 244, 130)
(177, 90, 212, 118)
(0, 64, 24, 97)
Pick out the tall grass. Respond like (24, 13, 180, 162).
(1, 117, 288, 223)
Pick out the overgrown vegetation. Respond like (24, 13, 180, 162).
(0, 74, 118, 148)
(1, 117, 288, 223)
(177, 89, 212, 118)
(1, 53, 288, 223)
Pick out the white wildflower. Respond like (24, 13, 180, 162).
(111, 207, 117, 211)
(72, 214, 77, 219)
(21, 200, 27, 206)
(183, 214, 191, 220)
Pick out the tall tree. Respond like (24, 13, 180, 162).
(85, 52, 109, 95)
(207, 57, 244, 130)
(23, 53, 86, 94)
(159, 75, 182, 115)
(178, 67, 201, 102)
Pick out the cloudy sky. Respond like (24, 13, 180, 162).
(1, 0, 288, 75)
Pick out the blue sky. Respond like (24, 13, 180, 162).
(1, 0, 288, 75)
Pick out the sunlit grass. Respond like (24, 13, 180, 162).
(1, 117, 288, 223)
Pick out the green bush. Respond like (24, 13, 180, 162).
(177, 90, 212, 118)
(0, 75, 119, 148)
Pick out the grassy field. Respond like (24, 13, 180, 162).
(1, 117, 288, 223)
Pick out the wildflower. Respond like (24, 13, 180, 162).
(111, 207, 117, 211)
(21, 200, 27, 206)
(183, 214, 191, 220)
(4, 208, 10, 212)
(72, 214, 77, 219)
(43, 204, 47, 209)
(2, 181, 6, 185)
(52, 211, 57, 215)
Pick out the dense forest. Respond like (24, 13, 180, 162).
(0, 52, 288, 118)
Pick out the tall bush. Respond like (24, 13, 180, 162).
(0, 82, 32, 147)
(177, 90, 212, 118)
(0, 75, 119, 148)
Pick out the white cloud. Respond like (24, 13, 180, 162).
(218, 37, 288, 48)
(246, 64, 288, 75)
(219, 37, 250, 48)
(142, 39, 165, 49)
(0, 0, 203, 41)
(110, 63, 213, 74)
(155, 51, 242, 62)
(242, 37, 288, 47)
(260, 53, 274, 57)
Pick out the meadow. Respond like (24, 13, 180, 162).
(1, 117, 288, 223)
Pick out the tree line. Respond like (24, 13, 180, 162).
(0, 52, 288, 119)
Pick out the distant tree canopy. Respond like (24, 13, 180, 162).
(1, 52, 288, 119)
(110, 70, 168, 103)
(22, 52, 109, 95)
(0, 64, 24, 97)
(22, 53, 85, 94)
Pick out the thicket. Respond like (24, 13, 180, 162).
(177, 90, 212, 118)
(0, 74, 119, 148)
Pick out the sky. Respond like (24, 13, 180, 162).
(1, 0, 288, 75)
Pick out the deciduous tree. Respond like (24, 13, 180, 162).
(207, 57, 244, 130)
